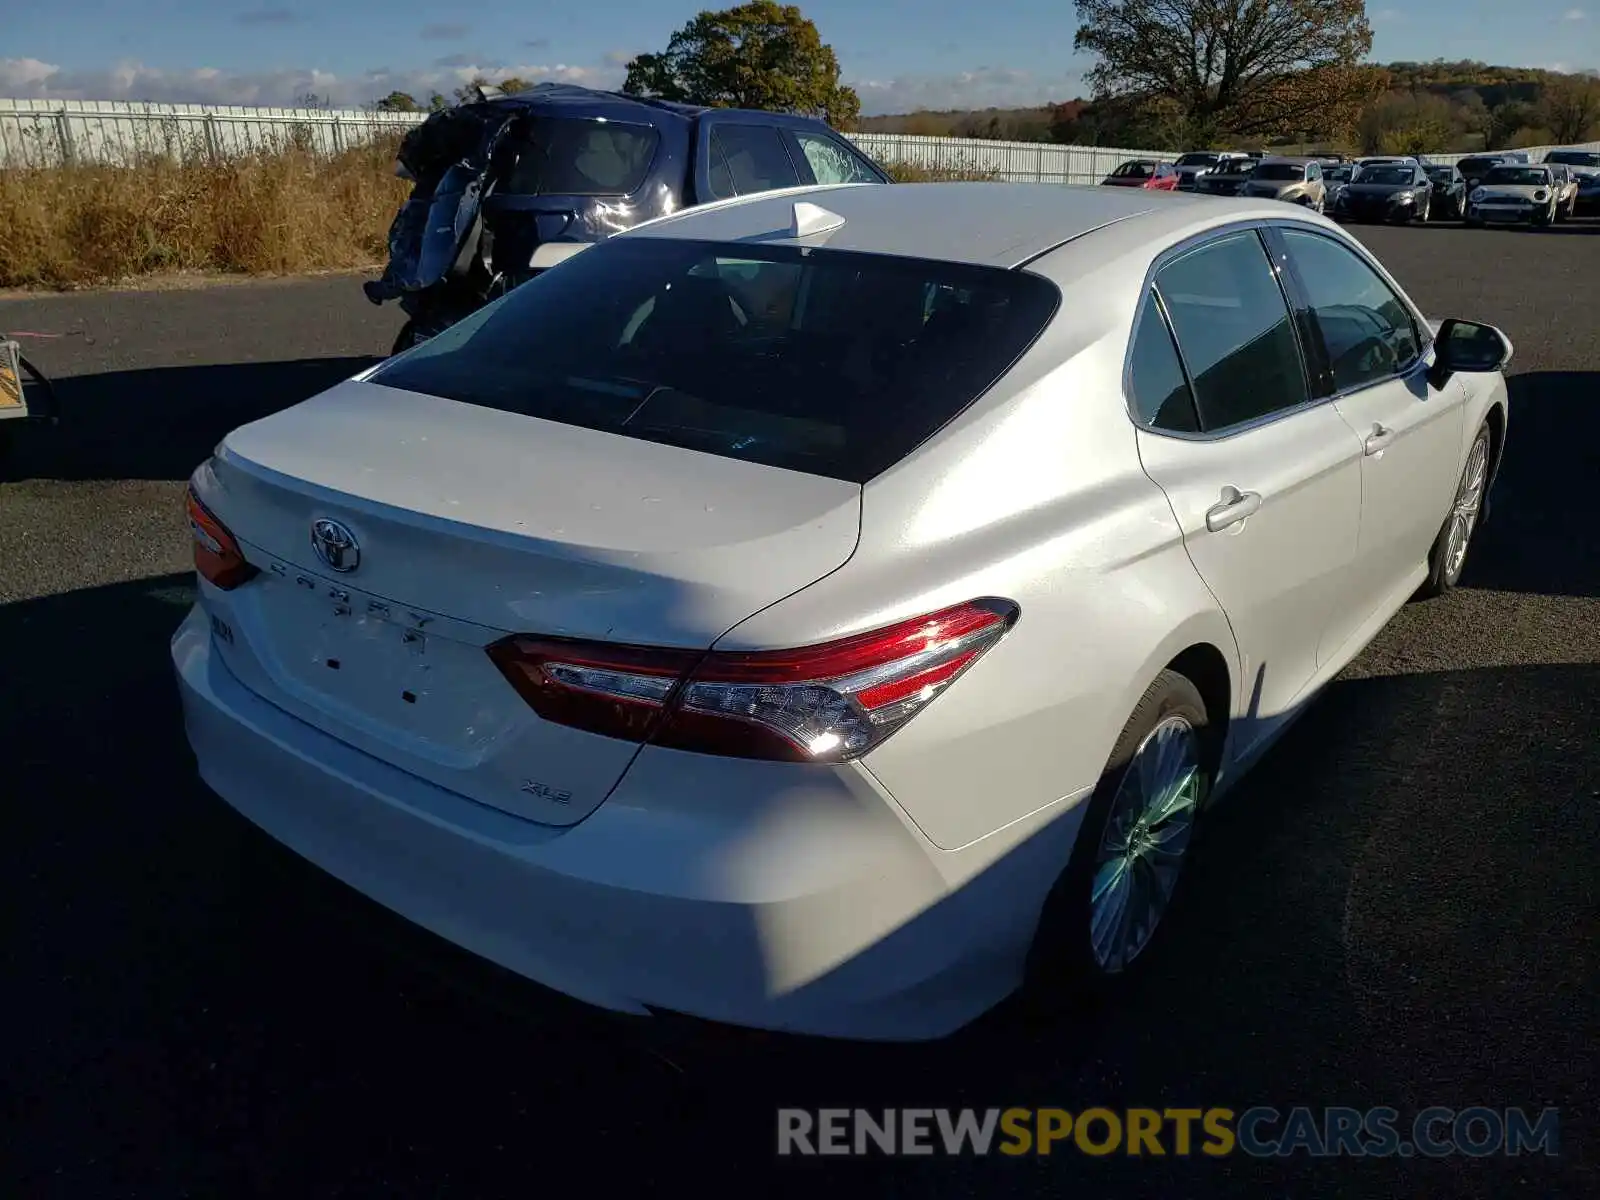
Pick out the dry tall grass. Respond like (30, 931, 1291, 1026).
(0, 136, 996, 290)
(0, 138, 409, 289)
(883, 160, 1003, 183)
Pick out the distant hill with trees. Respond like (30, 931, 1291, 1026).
(856, 61, 1600, 153)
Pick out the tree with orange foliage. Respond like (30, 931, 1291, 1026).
(1073, 0, 1383, 144)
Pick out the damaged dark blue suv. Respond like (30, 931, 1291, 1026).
(364, 83, 892, 354)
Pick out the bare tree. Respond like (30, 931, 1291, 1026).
(1074, 0, 1379, 143)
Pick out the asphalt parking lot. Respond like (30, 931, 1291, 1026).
(3, 221, 1597, 1197)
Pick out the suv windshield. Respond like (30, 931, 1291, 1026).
(1360, 167, 1414, 186)
(371, 238, 1061, 483)
(1483, 167, 1550, 186)
(1547, 151, 1600, 167)
(1326, 165, 1354, 182)
(498, 116, 660, 195)
(1425, 167, 1456, 182)
(1174, 153, 1220, 168)
(1251, 163, 1305, 181)
(1456, 157, 1504, 176)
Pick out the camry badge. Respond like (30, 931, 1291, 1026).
(311, 518, 360, 573)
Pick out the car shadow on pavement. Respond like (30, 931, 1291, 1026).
(3, 572, 1595, 1198)
(1464, 370, 1600, 597)
(3, 357, 383, 483)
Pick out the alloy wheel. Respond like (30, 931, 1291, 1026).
(1444, 435, 1490, 583)
(1090, 715, 1201, 973)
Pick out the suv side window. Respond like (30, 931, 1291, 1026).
(707, 125, 802, 198)
(1128, 289, 1200, 432)
(1153, 231, 1309, 432)
(791, 131, 883, 184)
(1279, 229, 1422, 394)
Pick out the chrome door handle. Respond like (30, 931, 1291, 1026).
(1364, 423, 1396, 455)
(1205, 486, 1263, 532)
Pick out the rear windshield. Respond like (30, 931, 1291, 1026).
(1251, 163, 1305, 181)
(1547, 151, 1600, 167)
(498, 117, 660, 196)
(1456, 157, 1503, 175)
(1483, 167, 1549, 186)
(1174, 153, 1219, 167)
(1424, 166, 1456, 181)
(371, 237, 1061, 483)
(1113, 161, 1155, 177)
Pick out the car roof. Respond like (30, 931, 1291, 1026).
(620, 181, 1317, 269)
(1258, 156, 1312, 165)
(481, 81, 839, 128)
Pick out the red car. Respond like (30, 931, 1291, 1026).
(1099, 159, 1179, 190)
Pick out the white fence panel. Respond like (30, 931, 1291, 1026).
(0, 99, 424, 167)
(846, 132, 1156, 184)
(4, 98, 1599, 179)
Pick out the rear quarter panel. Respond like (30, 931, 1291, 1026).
(716, 268, 1241, 852)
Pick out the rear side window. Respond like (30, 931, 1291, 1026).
(792, 131, 882, 184)
(1154, 232, 1308, 432)
(708, 125, 802, 197)
(1127, 290, 1199, 432)
(372, 237, 1060, 482)
(500, 118, 660, 196)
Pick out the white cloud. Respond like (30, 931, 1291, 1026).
(0, 56, 618, 108)
(1562, 8, 1586, 19)
(1372, 8, 1405, 21)
(850, 67, 1085, 115)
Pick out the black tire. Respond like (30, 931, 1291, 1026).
(0, 423, 13, 480)
(1020, 669, 1213, 1018)
(1417, 423, 1492, 600)
(389, 320, 419, 358)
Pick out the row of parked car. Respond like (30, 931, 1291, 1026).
(1100, 148, 1600, 228)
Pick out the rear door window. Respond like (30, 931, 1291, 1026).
(1154, 231, 1309, 432)
(500, 118, 660, 196)
(372, 237, 1060, 482)
(707, 125, 802, 198)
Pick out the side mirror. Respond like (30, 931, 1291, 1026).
(1429, 318, 1513, 387)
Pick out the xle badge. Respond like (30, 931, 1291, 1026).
(521, 781, 573, 804)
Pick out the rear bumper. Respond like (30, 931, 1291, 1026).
(173, 605, 1086, 1041)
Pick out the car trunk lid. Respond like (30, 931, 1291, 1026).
(199, 378, 862, 825)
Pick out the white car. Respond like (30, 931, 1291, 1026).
(174, 182, 1513, 1041)
(1465, 164, 1565, 227)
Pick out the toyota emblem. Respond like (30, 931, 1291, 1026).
(311, 518, 360, 573)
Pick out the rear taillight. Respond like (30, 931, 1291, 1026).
(486, 599, 1018, 763)
(185, 486, 258, 590)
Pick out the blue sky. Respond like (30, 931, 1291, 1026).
(2, 1, 1596, 114)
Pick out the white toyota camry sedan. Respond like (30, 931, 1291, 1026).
(173, 181, 1512, 1041)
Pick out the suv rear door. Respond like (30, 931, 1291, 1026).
(693, 113, 889, 204)
(694, 114, 804, 203)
